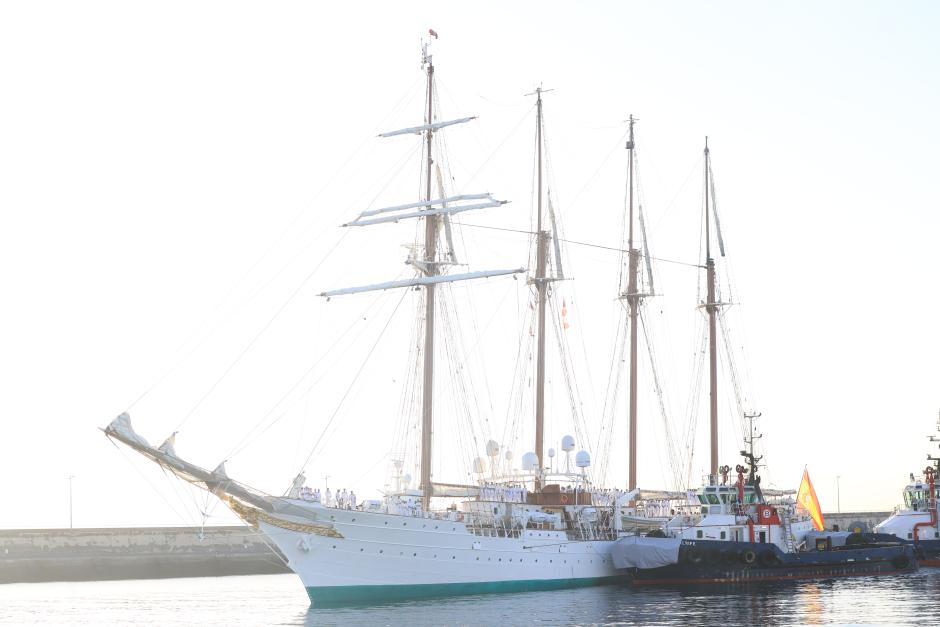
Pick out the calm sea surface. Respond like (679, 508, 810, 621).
(2, 571, 938, 626)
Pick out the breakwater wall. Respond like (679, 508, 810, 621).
(823, 511, 892, 533)
(0, 526, 289, 584)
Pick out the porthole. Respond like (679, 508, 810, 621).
(332, 545, 336, 549)
(379, 549, 383, 554)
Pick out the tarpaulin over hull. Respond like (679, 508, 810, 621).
(611, 536, 681, 569)
(805, 530, 853, 548)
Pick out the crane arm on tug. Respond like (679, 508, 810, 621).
(736, 464, 755, 543)
(913, 466, 938, 542)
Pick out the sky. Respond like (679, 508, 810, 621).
(1, 1, 938, 529)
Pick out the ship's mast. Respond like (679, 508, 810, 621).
(533, 87, 548, 490)
(624, 115, 641, 491)
(704, 138, 719, 477)
(420, 45, 439, 511)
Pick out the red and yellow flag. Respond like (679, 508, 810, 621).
(796, 467, 825, 531)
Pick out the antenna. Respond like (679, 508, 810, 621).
(739, 411, 763, 485)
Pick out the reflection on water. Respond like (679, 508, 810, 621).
(1, 571, 938, 626)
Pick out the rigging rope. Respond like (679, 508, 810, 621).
(296, 288, 410, 474)
(125, 77, 423, 413)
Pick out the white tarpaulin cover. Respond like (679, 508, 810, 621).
(610, 535, 682, 569)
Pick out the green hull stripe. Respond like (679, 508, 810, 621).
(306, 575, 627, 606)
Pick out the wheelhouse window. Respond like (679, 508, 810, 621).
(706, 494, 720, 505)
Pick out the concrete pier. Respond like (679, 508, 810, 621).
(0, 526, 289, 584)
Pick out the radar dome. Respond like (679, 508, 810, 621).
(486, 440, 500, 457)
(575, 450, 591, 468)
(548, 447, 556, 459)
(504, 450, 513, 461)
(403, 473, 412, 484)
(521, 452, 539, 471)
(561, 435, 576, 452)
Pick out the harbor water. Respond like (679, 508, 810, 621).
(1, 570, 938, 626)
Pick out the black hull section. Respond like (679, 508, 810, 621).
(631, 540, 917, 586)
(901, 538, 940, 566)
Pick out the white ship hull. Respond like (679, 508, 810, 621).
(259, 502, 626, 605)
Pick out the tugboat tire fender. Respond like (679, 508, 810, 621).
(758, 550, 778, 566)
(741, 549, 757, 565)
(892, 554, 910, 570)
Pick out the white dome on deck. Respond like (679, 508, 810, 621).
(521, 452, 539, 471)
(561, 435, 575, 452)
(486, 440, 500, 457)
(575, 450, 591, 468)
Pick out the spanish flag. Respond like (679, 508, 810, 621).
(796, 467, 825, 531)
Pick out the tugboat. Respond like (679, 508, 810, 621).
(874, 413, 940, 566)
(610, 139, 917, 585)
(612, 455, 917, 585)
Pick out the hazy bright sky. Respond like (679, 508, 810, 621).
(1, 1, 938, 529)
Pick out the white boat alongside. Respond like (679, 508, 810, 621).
(874, 413, 940, 565)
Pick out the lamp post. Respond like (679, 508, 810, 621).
(67, 475, 75, 528)
(837, 475, 841, 514)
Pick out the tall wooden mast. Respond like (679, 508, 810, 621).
(704, 138, 719, 477)
(420, 46, 439, 511)
(533, 87, 548, 490)
(625, 115, 641, 491)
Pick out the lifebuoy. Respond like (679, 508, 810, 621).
(741, 550, 757, 565)
(560, 494, 569, 504)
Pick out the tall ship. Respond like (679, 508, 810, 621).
(610, 140, 917, 584)
(105, 38, 634, 606)
(874, 412, 940, 565)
